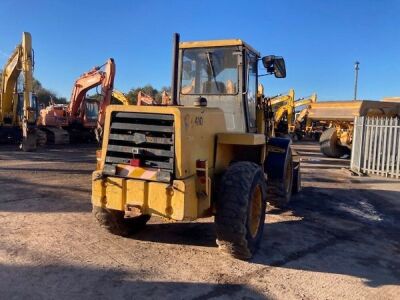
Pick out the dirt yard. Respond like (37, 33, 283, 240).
(0, 142, 399, 299)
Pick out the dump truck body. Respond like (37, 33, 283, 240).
(308, 100, 400, 121)
(307, 100, 400, 157)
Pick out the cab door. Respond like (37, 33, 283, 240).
(244, 51, 258, 132)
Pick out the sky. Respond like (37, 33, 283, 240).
(0, 0, 399, 101)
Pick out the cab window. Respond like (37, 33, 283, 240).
(181, 47, 239, 95)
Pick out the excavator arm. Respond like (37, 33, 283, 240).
(270, 89, 295, 107)
(294, 93, 317, 108)
(137, 90, 157, 105)
(272, 89, 295, 124)
(66, 58, 115, 141)
(295, 93, 317, 123)
(112, 89, 130, 105)
(97, 58, 116, 134)
(68, 67, 105, 118)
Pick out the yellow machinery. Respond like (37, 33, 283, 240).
(92, 34, 301, 259)
(0, 32, 44, 150)
(292, 93, 317, 138)
(307, 100, 400, 157)
(270, 90, 317, 139)
(112, 89, 130, 105)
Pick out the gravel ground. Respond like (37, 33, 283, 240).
(0, 142, 399, 299)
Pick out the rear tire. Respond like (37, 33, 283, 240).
(215, 162, 267, 260)
(319, 128, 347, 158)
(92, 206, 150, 237)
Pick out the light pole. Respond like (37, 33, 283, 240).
(354, 61, 360, 100)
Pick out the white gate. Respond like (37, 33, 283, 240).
(350, 116, 400, 178)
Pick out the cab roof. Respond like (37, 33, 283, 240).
(179, 39, 260, 57)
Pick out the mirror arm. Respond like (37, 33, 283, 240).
(258, 73, 273, 77)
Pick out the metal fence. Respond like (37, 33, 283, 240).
(350, 116, 400, 178)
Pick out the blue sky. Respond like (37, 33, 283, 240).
(0, 0, 399, 101)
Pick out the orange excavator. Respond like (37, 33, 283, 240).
(137, 90, 157, 106)
(38, 58, 116, 143)
(137, 90, 171, 106)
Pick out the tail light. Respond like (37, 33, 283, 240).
(130, 159, 141, 167)
(196, 159, 209, 195)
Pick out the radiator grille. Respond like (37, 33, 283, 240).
(104, 112, 175, 181)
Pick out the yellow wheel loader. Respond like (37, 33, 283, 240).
(92, 34, 301, 259)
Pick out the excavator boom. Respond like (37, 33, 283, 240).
(112, 90, 130, 105)
(0, 32, 41, 150)
(137, 90, 157, 105)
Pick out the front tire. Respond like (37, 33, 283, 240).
(215, 162, 267, 260)
(319, 128, 347, 158)
(92, 206, 150, 237)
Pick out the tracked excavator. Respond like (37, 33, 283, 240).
(38, 58, 116, 143)
(0, 32, 45, 151)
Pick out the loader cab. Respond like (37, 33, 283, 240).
(178, 39, 286, 133)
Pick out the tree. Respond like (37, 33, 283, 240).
(33, 78, 67, 105)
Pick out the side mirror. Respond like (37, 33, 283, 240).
(262, 55, 286, 78)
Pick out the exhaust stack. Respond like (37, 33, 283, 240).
(170, 33, 180, 105)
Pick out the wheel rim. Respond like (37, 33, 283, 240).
(248, 185, 263, 238)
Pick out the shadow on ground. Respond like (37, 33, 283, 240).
(0, 263, 267, 300)
(129, 185, 400, 288)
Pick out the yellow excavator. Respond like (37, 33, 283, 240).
(292, 93, 317, 138)
(0, 32, 44, 151)
(269, 90, 317, 139)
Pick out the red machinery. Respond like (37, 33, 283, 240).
(137, 90, 171, 106)
(38, 58, 116, 143)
